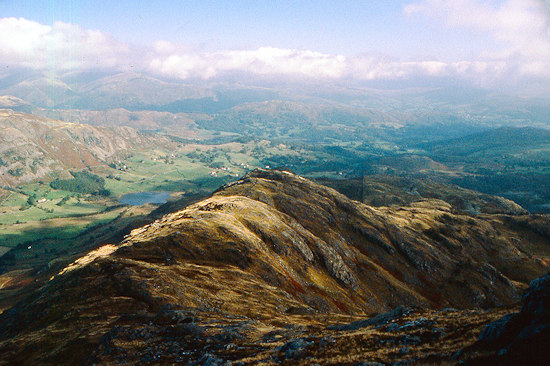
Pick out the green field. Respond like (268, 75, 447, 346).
(0, 207, 123, 249)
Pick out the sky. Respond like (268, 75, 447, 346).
(0, 0, 549, 90)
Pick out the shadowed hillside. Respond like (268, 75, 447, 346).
(316, 175, 527, 215)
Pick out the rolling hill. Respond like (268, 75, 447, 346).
(33, 108, 199, 137)
(0, 71, 213, 110)
(417, 126, 550, 161)
(413, 126, 550, 213)
(196, 100, 403, 141)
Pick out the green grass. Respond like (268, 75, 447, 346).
(0, 208, 123, 249)
(0, 225, 82, 249)
(0, 144, 251, 229)
(0, 195, 112, 226)
(0, 144, 256, 248)
(0, 139, 390, 230)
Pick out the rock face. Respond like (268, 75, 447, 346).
(0, 169, 549, 364)
(471, 273, 550, 365)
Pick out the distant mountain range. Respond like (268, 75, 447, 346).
(0, 72, 212, 109)
(2, 69, 550, 129)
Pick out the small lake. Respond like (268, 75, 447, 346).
(119, 191, 172, 206)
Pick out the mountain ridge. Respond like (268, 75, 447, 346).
(0, 169, 549, 364)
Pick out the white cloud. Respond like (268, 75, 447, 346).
(404, 0, 550, 79)
(0, 17, 130, 70)
(149, 46, 349, 79)
(148, 43, 508, 83)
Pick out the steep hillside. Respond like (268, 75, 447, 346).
(0, 109, 173, 186)
(0, 170, 548, 364)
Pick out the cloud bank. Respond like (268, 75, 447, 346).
(1, 3, 549, 91)
(0, 17, 129, 70)
(404, 0, 550, 79)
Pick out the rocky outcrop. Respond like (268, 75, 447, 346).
(470, 273, 550, 365)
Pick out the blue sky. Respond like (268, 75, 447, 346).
(0, 0, 549, 89)
(0, 0, 498, 58)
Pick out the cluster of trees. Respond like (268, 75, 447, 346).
(20, 194, 36, 210)
(50, 171, 110, 196)
(7, 167, 23, 176)
(56, 195, 72, 206)
(187, 150, 222, 165)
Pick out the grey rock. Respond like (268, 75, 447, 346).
(280, 338, 314, 359)
(477, 313, 519, 343)
(329, 306, 413, 331)
(191, 353, 229, 366)
(398, 347, 410, 355)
